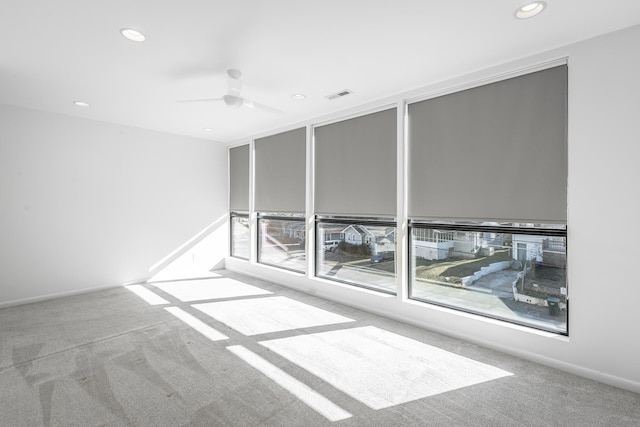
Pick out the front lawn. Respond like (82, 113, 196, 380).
(414, 249, 511, 284)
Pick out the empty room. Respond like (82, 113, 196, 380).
(1, 1, 640, 426)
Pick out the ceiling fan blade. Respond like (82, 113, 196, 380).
(243, 98, 284, 114)
(177, 97, 223, 103)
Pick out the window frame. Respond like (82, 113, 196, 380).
(408, 220, 568, 335)
(257, 213, 307, 274)
(315, 216, 398, 295)
(229, 211, 250, 260)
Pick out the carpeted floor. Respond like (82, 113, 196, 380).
(1, 270, 639, 426)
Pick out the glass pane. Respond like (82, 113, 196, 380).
(231, 215, 250, 259)
(258, 218, 306, 273)
(316, 221, 396, 294)
(410, 227, 567, 334)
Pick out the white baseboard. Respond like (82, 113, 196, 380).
(0, 284, 120, 309)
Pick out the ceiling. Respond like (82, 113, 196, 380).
(1, 1, 639, 144)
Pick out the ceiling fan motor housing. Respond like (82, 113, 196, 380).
(223, 94, 244, 109)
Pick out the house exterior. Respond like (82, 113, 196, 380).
(374, 228, 396, 255)
(413, 229, 457, 260)
(319, 225, 344, 250)
(317, 224, 396, 255)
(343, 225, 375, 246)
(413, 228, 510, 261)
(512, 234, 566, 268)
(286, 222, 306, 240)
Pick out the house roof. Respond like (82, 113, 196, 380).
(342, 224, 375, 237)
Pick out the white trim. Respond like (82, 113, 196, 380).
(226, 140, 252, 149)
(396, 100, 408, 300)
(248, 139, 258, 263)
(225, 100, 401, 148)
(405, 57, 568, 106)
(227, 146, 231, 259)
(310, 102, 398, 130)
(0, 284, 120, 309)
(305, 124, 315, 280)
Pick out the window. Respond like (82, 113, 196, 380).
(230, 213, 250, 260)
(407, 65, 568, 333)
(258, 214, 306, 273)
(313, 109, 397, 294)
(226, 64, 569, 335)
(253, 128, 306, 272)
(316, 218, 396, 294)
(229, 144, 251, 260)
(409, 222, 567, 334)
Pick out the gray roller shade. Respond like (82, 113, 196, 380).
(229, 144, 250, 211)
(254, 128, 306, 213)
(315, 108, 397, 217)
(408, 65, 567, 222)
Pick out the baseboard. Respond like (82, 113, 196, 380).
(384, 308, 640, 395)
(0, 284, 120, 309)
(517, 349, 640, 394)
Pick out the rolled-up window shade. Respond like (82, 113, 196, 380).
(314, 108, 397, 217)
(229, 144, 250, 211)
(408, 65, 567, 222)
(254, 128, 306, 213)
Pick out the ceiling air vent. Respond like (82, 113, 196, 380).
(326, 89, 354, 100)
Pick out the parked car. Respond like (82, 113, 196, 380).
(371, 252, 394, 263)
(323, 240, 340, 251)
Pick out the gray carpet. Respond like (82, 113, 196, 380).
(1, 270, 639, 426)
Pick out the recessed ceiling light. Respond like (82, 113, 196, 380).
(291, 93, 306, 100)
(73, 101, 90, 107)
(120, 28, 146, 42)
(515, 1, 547, 19)
(203, 128, 214, 132)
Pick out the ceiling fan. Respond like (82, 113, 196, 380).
(178, 69, 284, 114)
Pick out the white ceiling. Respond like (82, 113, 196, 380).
(2, 1, 639, 144)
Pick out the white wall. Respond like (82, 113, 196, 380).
(0, 105, 228, 306)
(227, 25, 640, 393)
(564, 24, 640, 390)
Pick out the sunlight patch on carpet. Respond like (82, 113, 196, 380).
(194, 296, 354, 336)
(260, 326, 513, 409)
(125, 285, 169, 305)
(227, 345, 352, 421)
(164, 307, 228, 341)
